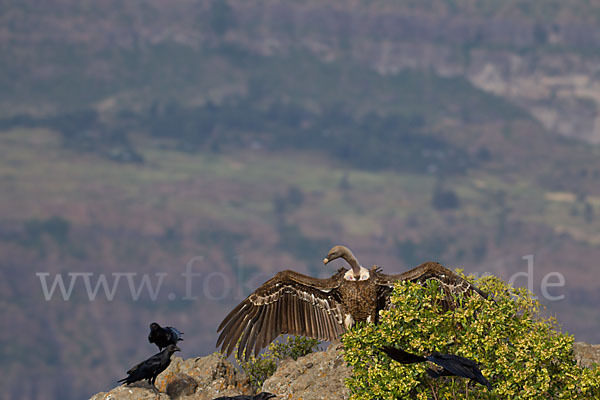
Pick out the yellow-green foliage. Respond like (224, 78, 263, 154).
(236, 335, 320, 390)
(343, 273, 600, 399)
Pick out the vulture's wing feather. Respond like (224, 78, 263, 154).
(373, 262, 488, 309)
(217, 269, 346, 360)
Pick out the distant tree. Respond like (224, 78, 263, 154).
(533, 22, 548, 45)
(273, 186, 305, 221)
(49, 109, 98, 139)
(583, 202, 594, 224)
(287, 186, 304, 208)
(210, 0, 235, 36)
(472, 238, 488, 261)
(161, 226, 181, 253)
(432, 185, 460, 210)
(273, 196, 287, 221)
(23, 216, 70, 248)
(475, 146, 492, 162)
(338, 172, 352, 190)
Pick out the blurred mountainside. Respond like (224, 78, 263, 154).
(1, 1, 600, 400)
(4, 0, 600, 142)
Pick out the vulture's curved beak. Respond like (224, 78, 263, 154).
(323, 258, 329, 265)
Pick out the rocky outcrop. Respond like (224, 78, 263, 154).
(574, 342, 600, 368)
(262, 345, 350, 400)
(90, 385, 171, 400)
(90, 342, 599, 399)
(88, 345, 348, 400)
(90, 352, 253, 400)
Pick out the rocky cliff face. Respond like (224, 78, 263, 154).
(574, 342, 600, 368)
(226, 3, 600, 143)
(90, 343, 599, 400)
(90, 345, 350, 400)
(4, 1, 600, 142)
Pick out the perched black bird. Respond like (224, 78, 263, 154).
(212, 394, 276, 400)
(148, 322, 184, 351)
(118, 344, 181, 387)
(380, 346, 492, 390)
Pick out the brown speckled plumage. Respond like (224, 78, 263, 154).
(338, 278, 379, 324)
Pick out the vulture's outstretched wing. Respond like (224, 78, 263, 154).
(217, 269, 346, 360)
(373, 262, 488, 309)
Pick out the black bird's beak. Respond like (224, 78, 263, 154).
(175, 346, 181, 352)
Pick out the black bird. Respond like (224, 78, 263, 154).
(118, 344, 181, 387)
(212, 393, 276, 400)
(380, 346, 492, 390)
(148, 322, 184, 351)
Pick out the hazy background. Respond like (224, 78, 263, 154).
(1, 1, 600, 399)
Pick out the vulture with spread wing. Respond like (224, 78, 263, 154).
(217, 245, 487, 360)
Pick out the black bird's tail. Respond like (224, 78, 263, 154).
(255, 393, 276, 400)
(380, 346, 427, 364)
(473, 370, 493, 391)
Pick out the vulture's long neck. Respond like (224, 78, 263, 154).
(342, 249, 364, 279)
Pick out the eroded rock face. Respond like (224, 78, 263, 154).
(573, 342, 600, 368)
(262, 344, 350, 400)
(90, 342, 599, 399)
(89, 385, 170, 400)
(92, 353, 253, 400)
(165, 373, 199, 399)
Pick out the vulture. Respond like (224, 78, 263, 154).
(380, 346, 492, 390)
(148, 322, 184, 351)
(217, 245, 487, 360)
(118, 344, 180, 388)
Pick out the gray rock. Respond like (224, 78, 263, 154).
(573, 342, 600, 368)
(262, 344, 350, 400)
(155, 354, 253, 399)
(91, 341, 600, 400)
(89, 385, 170, 400)
(165, 373, 198, 398)
(90, 353, 253, 400)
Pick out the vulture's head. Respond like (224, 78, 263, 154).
(323, 245, 352, 264)
(323, 245, 366, 279)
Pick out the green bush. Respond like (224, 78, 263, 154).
(343, 273, 600, 399)
(236, 335, 320, 390)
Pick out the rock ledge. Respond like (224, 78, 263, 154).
(91, 343, 599, 399)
